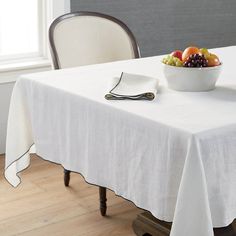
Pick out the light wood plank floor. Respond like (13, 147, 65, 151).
(0, 154, 141, 236)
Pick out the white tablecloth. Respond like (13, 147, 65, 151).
(5, 46, 236, 236)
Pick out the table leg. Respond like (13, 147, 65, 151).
(132, 212, 236, 236)
(132, 212, 170, 236)
(64, 169, 71, 187)
(99, 186, 107, 216)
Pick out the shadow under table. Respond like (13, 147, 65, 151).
(133, 212, 236, 236)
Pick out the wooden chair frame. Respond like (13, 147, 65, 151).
(49, 11, 141, 216)
(49, 11, 140, 70)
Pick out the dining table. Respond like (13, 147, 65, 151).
(5, 46, 236, 236)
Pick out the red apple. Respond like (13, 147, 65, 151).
(171, 50, 183, 61)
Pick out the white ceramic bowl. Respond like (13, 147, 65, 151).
(162, 63, 222, 92)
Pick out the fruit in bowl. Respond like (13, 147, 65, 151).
(182, 46, 200, 62)
(162, 55, 183, 67)
(183, 53, 208, 67)
(162, 46, 222, 92)
(207, 54, 221, 67)
(171, 50, 183, 61)
(162, 46, 221, 68)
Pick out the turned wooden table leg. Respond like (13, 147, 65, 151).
(133, 212, 171, 236)
(132, 212, 236, 236)
(64, 169, 71, 187)
(99, 186, 107, 216)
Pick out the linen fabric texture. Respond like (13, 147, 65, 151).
(5, 47, 236, 236)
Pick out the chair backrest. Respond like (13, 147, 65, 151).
(49, 12, 140, 69)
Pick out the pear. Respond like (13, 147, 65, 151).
(200, 48, 210, 59)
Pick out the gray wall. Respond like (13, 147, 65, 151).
(71, 0, 236, 57)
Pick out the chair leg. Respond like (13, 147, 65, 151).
(64, 169, 71, 187)
(99, 186, 107, 216)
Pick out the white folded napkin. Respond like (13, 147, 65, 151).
(105, 72, 159, 100)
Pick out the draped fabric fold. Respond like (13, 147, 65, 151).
(5, 47, 236, 236)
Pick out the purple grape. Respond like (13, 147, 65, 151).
(184, 54, 208, 67)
